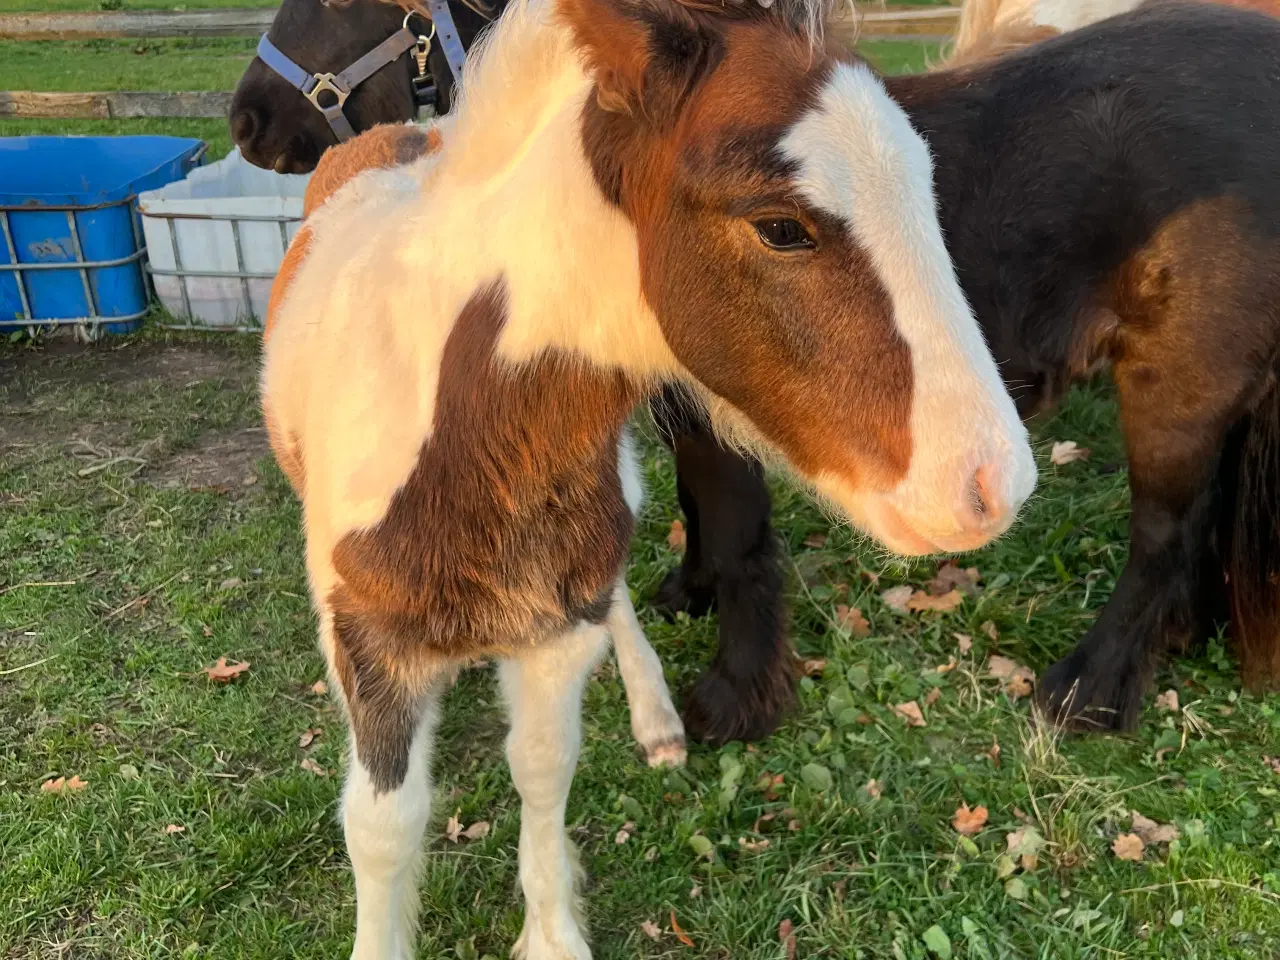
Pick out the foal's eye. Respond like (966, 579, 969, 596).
(753, 217, 815, 252)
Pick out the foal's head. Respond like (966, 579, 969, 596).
(566, 0, 1036, 553)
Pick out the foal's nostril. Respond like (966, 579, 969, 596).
(230, 106, 263, 149)
(968, 463, 1002, 527)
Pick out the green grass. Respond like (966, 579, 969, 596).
(0, 38, 256, 92)
(0, 1, 277, 12)
(2, 331, 1279, 960)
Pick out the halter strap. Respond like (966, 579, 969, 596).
(256, 27, 419, 142)
(425, 0, 469, 83)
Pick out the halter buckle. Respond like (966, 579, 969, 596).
(305, 72, 351, 112)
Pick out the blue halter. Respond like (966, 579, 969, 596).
(256, 3, 469, 143)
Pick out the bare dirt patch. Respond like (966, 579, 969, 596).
(147, 426, 270, 492)
(0, 339, 260, 474)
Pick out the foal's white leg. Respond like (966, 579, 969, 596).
(608, 580, 686, 767)
(343, 686, 445, 960)
(501, 623, 608, 960)
(321, 611, 448, 960)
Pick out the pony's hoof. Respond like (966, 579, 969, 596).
(1037, 651, 1142, 732)
(510, 920, 591, 960)
(682, 657, 795, 745)
(644, 736, 687, 768)
(652, 566, 716, 620)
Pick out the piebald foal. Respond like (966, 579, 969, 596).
(263, 0, 1035, 955)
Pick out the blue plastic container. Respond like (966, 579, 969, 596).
(0, 136, 206, 334)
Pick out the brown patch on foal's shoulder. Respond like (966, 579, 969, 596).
(329, 278, 642, 668)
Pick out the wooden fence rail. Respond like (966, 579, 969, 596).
(0, 9, 276, 40)
(0, 5, 958, 41)
(0, 91, 233, 120)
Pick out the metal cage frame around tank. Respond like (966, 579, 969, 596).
(0, 196, 151, 339)
(142, 206, 301, 334)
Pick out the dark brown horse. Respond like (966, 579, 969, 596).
(233, 0, 1280, 740)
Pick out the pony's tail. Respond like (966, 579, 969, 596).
(1227, 373, 1280, 689)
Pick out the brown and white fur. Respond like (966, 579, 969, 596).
(262, 0, 1036, 954)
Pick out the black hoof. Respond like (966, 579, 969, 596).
(681, 659, 795, 745)
(1037, 651, 1144, 732)
(652, 566, 716, 620)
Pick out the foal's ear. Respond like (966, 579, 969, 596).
(559, 0, 723, 122)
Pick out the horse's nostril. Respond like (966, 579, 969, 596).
(230, 106, 263, 147)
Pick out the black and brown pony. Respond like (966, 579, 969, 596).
(232, 0, 1280, 739)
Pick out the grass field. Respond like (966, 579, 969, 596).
(3, 10, 1280, 960)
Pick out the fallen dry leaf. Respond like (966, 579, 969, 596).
(163, 824, 186, 835)
(936, 657, 958, 674)
(298, 728, 322, 749)
(40, 775, 87, 794)
(881, 585, 915, 613)
(310, 679, 328, 696)
(300, 758, 328, 776)
(1112, 832, 1145, 862)
(864, 778, 882, 799)
(779, 919, 797, 960)
(986, 655, 1019, 679)
(218, 577, 243, 591)
(801, 658, 828, 677)
(641, 920, 661, 941)
(893, 700, 926, 727)
(1154, 689, 1180, 713)
(804, 532, 828, 549)
(1005, 825, 1046, 871)
(955, 632, 974, 655)
(670, 910, 694, 948)
(982, 621, 999, 641)
(689, 884, 702, 899)
(928, 561, 982, 597)
(615, 827, 631, 844)
(1006, 666, 1036, 699)
(445, 811, 463, 843)
(1155, 747, 1175, 764)
(738, 837, 770, 852)
(952, 803, 989, 836)
(987, 737, 1002, 768)
(1267, 756, 1280, 775)
(462, 821, 490, 841)
(202, 657, 250, 683)
(1130, 811, 1179, 845)
(908, 589, 964, 613)
(835, 604, 871, 637)
(201, 623, 213, 637)
(667, 519, 687, 551)
(924, 687, 942, 707)
(1050, 440, 1091, 465)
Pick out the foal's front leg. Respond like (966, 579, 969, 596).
(323, 609, 451, 960)
(502, 622, 609, 960)
(607, 579, 686, 768)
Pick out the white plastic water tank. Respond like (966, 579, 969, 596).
(138, 148, 311, 330)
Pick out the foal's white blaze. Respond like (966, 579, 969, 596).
(780, 61, 1037, 554)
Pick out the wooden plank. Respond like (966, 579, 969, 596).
(0, 9, 276, 40)
(0, 90, 233, 120)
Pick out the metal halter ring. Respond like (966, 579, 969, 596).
(304, 73, 352, 113)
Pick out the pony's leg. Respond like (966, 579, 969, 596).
(321, 608, 451, 960)
(661, 420, 792, 744)
(502, 622, 609, 960)
(650, 387, 715, 618)
(1039, 234, 1278, 729)
(607, 579, 686, 768)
